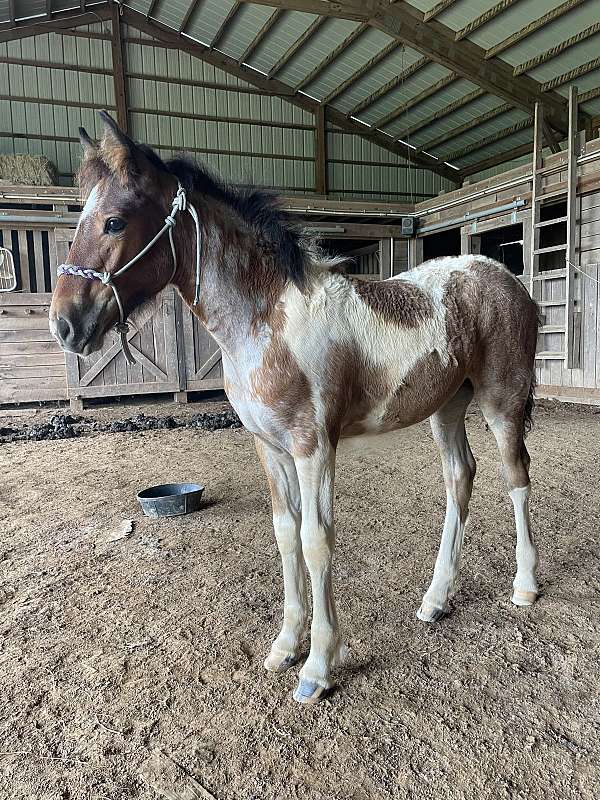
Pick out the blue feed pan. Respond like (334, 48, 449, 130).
(137, 483, 205, 518)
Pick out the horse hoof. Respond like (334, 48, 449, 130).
(511, 589, 538, 607)
(293, 679, 330, 704)
(416, 602, 449, 623)
(264, 650, 298, 674)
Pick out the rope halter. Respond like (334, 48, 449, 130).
(57, 181, 202, 365)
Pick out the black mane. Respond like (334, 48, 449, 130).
(139, 146, 309, 288)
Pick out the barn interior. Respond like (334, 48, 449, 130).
(1, 2, 599, 798)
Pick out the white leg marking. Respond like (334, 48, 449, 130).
(510, 485, 539, 606)
(255, 439, 307, 674)
(419, 387, 474, 623)
(418, 488, 467, 622)
(293, 447, 345, 703)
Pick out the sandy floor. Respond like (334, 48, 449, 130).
(1, 400, 599, 799)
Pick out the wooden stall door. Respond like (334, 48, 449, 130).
(65, 286, 181, 401)
(179, 300, 224, 392)
(55, 228, 181, 401)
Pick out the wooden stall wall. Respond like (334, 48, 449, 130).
(0, 292, 67, 402)
(533, 190, 600, 401)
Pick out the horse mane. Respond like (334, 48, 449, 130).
(137, 146, 312, 289)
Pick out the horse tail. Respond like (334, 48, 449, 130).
(523, 375, 536, 435)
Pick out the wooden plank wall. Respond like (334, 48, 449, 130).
(0, 292, 67, 402)
(536, 191, 600, 401)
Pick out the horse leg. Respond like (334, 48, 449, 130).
(477, 397, 539, 607)
(418, 383, 476, 623)
(255, 437, 307, 673)
(292, 445, 345, 704)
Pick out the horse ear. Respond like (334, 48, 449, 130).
(77, 126, 108, 199)
(79, 127, 97, 158)
(98, 110, 139, 184)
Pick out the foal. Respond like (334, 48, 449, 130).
(50, 113, 540, 704)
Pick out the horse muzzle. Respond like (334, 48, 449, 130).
(49, 306, 107, 356)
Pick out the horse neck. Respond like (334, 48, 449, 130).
(171, 198, 287, 352)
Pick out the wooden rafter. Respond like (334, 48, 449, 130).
(580, 86, 600, 105)
(423, 0, 457, 23)
(375, 72, 456, 130)
(321, 39, 399, 105)
(295, 22, 368, 91)
(347, 55, 429, 117)
(541, 57, 600, 92)
(238, 0, 570, 134)
(442, 117, 533, 162)
(0, 5, 111, 41)
(485, 0, 586, 60)
(211, 2, 241, 49)
(461, 142, 533, 176)
(400, 88, 485, 139)
(455, 0, 523, 42)
(513, 23, 600, 76)
(179, 0, 201, 34)
(119, 6, 461, 182)
(238, 8, 284, 64)
(268, 16, 327, 77)
(420, 103, 512, 152)
(146, 0, 160, 19)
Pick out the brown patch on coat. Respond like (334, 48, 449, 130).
(250, 337, 317, 458)
(321, 341, 389, 446)
(381, 350, 465, 430)
(254, 437, 285, 515)
(443, 260, 538, 427)
(352, 278, 434, 328)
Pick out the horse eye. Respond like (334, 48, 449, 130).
(105, 217, 126, 235)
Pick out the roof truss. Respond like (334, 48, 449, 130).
(485, 0, 586, 60)
(238, 7, 284, 64)
(347, 55, 429, 117)
(295, 22, 368, 91)
(119, 6, 460, 182)
(239, 0, 571, 134)
(0, 4, 110, 41)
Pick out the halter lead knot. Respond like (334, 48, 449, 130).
(56, 180, 203, 366)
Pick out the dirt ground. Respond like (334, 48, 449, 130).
(1, 397, 599, 800)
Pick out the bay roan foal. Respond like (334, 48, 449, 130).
(50, 113, 539, 704)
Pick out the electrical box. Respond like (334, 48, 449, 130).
(401, 216, 416, 237)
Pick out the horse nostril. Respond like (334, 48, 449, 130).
(55, 315, 73, 343)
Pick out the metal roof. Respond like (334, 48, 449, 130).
(1, 0, 599, 184)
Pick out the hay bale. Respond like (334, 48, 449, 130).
(0, 153, 58, 186)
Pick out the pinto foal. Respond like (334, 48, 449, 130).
(50, 113, 540, 704)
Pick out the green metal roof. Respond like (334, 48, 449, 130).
(1, 0, 599, 185)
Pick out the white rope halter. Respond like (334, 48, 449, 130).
(57, 181, 202, 365)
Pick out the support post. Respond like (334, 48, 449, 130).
(379, 238, 391, 280)
(565, 86, 579, 369)
(314, 105, 327, 196)
(529, 101, 544, 299)
(111, 3, 128, 133)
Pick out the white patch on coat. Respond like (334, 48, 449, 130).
(281, 258, 471, 431)
(76, 183, 99, 233)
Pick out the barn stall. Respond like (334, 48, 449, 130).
(1, 2, 600, 799)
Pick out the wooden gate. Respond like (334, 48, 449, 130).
(179, 300, 224, 392)
(64, 287, 181, 403)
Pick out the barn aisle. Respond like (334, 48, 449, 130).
(1, 402, 598, 799)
